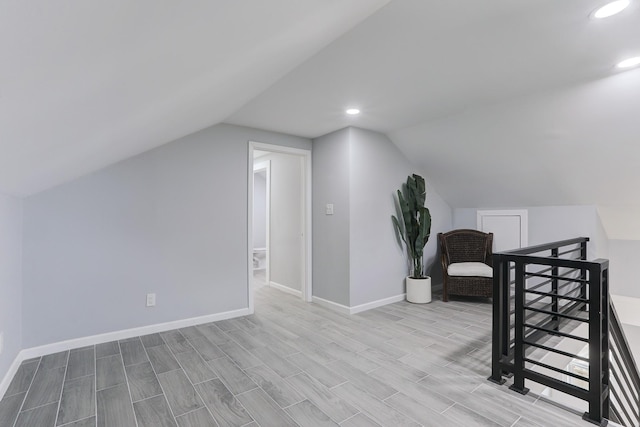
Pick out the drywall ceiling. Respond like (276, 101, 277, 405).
(0, 0, 388, 196)
(229, 0, 640, 137)
(228, 0, 640, 238)
(3, 0, 640, 238)
(389, 67, 640, 239)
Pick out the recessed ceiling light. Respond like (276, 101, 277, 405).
(346, 108, 360, 115)
(592, 0, 630, 18)
(617, 56, 640, 68)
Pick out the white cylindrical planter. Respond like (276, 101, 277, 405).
(406, 276, 432, 303)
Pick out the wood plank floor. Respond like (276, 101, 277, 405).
(0, 286, 593, 426)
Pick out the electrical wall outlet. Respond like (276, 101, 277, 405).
(325, 203, 334, 215)
(146, 293, 156, 307)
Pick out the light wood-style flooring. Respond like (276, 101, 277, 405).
(0, 286, 594, 426)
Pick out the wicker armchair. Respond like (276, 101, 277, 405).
(439, 229, 493, 302)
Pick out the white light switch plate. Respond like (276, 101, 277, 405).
(326, 204, 334, 215)
(146, 293, 156, 307)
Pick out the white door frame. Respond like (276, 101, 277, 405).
(248, 141, 312, 313)
(253, 160, 271, 286)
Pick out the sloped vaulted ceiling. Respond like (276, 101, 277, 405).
(0, 0, 389, 196)
(389, 69, 640, 239)
(3, 0, 640, 238)
(228, 0, 640, 239)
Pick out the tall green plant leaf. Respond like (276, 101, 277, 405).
(397, 189, 415, 259)
(392, 174, 431, 279)
(414, 206, 431, 276)
(392, 215, 407, 247)
(413, 174, 426, 207)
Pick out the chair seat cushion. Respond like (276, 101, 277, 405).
(447, 262, 493, 278)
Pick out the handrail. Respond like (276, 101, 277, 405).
(489, 237, 640, 426)
(609, 303, 640, 426)
(500, 237, 590, 255)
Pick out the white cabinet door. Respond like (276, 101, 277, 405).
(477, 210, 528, 252)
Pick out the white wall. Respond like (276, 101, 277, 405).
(349, 128, 451, 305)
(595, 212, 609, 260)
(22, 123, 311, 348)
(609, 240, 640, 298)
(258, 152, 303, 292)
(312, 128, 351, 305)
(313, 127, 452, 307)
(453, 205, 602, 257)
(0, 193, 22, 383)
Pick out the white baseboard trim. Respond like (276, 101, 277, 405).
(0, 306, 249, 400)
(349, 293, 406, 314)
(312, 296, 351, 314)
(0, 353, 24, 401)
(269, 281, 302, 297)
(312, 294, 406, 315)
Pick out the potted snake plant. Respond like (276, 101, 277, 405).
(392, 174, 432, 303)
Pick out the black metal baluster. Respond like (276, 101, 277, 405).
(584, 263, 604, 424)
(509, 261, 529, 395)
(489, 254, 507, 384)
(551, 248, 559, 332)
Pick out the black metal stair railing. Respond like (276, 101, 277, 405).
(609, 302, 640, 426)
(489, 237, 640, 426)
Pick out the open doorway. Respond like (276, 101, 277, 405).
(248, 142, 312, 313)
(252, 160, 270, 289)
